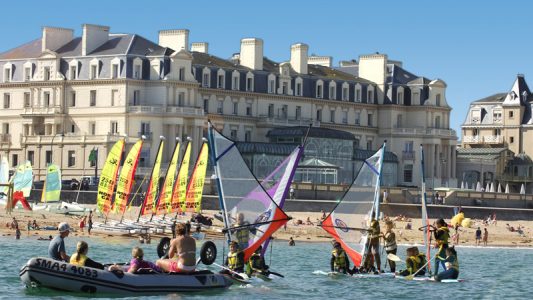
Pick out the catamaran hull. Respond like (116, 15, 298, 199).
(20, 257, 232, 295)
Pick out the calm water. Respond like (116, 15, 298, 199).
(1, 235, 531, 299)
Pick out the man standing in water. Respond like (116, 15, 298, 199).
(48, 222, 71, 262)
(232, 213, 251, 251)
(363, 217, 381, 273)
(156, 223, 196, 273)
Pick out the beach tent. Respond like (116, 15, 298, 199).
(520, 183, 525, 195)
(497, 183, 502, 193)
(505, 183, 510, 194)
(490, 182, 495, 193)
(460, 181, 465, 189)
(485, 182, 490, 192)
(476, 181, 482, 192)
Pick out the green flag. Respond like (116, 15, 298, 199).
(88, 149, 97, 162)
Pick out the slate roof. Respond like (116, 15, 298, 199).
(0, 38, 42, 59)
(473, 93, 507, 103)
(267, 126, 355, 140)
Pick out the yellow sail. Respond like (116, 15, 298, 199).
(160, 140, 180, 214)
(114, 139, 143, 214)
(143, 139, 165, 215)
(97, 139, 125, 214)
(41, 164, 61, 202)
(170, 141, 191, 213)
(184, 142, 209, 213)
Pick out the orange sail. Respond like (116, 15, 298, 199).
(170, 140, 191, 213)
(184, 141, 208, 213)
(114, 139, 143, 214)
(97, 139, 125, 214)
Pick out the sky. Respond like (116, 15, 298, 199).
(1, 0, 532, 134)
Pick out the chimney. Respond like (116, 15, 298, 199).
(41, 27, 74, 52)
(191, 42, 208, 53)
(82, 24, 110, 56)
(358, 53, 387, 86)
(159, 29, 189, 51)
(290, 43, 309, 74)
(239, 38, 263, 70)
(308, 55, 332, 67)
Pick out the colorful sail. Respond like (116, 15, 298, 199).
(13, 161, 33, 197)
(160, 139, 180, 214)
(146, 139, 165, 214)
(184, 141, 209, 213)
(320, 143, 385, 267)
(170, 140, 191, 213)
(114, 139, 143, 214)
(0, 156, 8, 196)
(41, 164, 61, 202)
(208, 122, 290, 261)
(97, 139, 125, 214)
(420, 145, 431, 271)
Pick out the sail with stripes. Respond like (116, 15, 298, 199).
(170, 140, 191, 213)
(209, 122, 290, 261)
(159, 139, 180, 214)
(97, 139, 125, 214)
(13, 161, 33, 197)
(41, 164, 61, 202)
(320, 143, 386, 267)
(420, 145, 431, 271)
(114, 139, 143, 214)
(184, 140, 209, 213)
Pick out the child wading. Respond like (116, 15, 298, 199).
(383, 220, 397, 273)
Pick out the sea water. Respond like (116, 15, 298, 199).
(0, 235, 530, 299)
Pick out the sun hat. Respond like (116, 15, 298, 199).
(58, 222, 71, 233)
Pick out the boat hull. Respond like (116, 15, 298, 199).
(20, 257, 232, 295)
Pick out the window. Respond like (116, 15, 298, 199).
(179, 67, 185, 81)
(397, 114, 403, 127)
(178, 92, 185, 106)
(342, 87, 349, 101)
(494, 128, 501, 136)
(68, 150, 76, 167)
(405, 141, 414, 152)
(217, 73, 225, 88)
(43, 92, 50, 107)
(2, 123, 9, 134)
(268, 104, 274, 118)
(24, 92, 30, 108)
(296, 106, 301, 120)
(316, 109, 322, 121)
(403, 164, 413, 183)
(366, 140, 373, 150)
(112, 64, 119, 79)
(217, 101, 223, 114)
(413, 92, 419, 105)
(398, 91, 404, 104)
(27, 151, 34, 165)
(45, 151, 52, 165)
(44, 67, 51, 81)
(232, 101, 238, 115)
(246, 103, 252, 116)
(111, 89, 118, 106)
(3, 68, 11, 82)
(435, 116, 441, 128)
(90, 122, 96, 135)
(493, 111, 502, 122)
(342, 111, 348, 124)
(296, 82, 302, 96)
(70, 91, 76, 107)
(230, 129, 237, 140)
(368, 113, 373, 127)
(473, 128, 479, 136)
(70, 65, 77, 80)
(268, 79, 275, 93)
(140, 122, 150, 137)
(12, 154, 18, 167)
(134, 65, 141, 79)
(355, 88, 361, 102)
(354, 138, 360, 149)
(245, 130, 251, 142)
(329, 85, 336, 100)
(111, 121, 118, 134)
(280, 82, 287, 95)
(281, 105, 288, 119)
(368, 89, 374, 103)
(436, 94, 441, 106)
(90, 65, 98, 79)
(3, 94, 10, 108)
(24, 67, 31, 81)
(90, 90, 96, 106)
(232, 74, 239, 90)
(330, 110, 335, 123)
(509, 111, 514, 118)
(133, 90, 140, 106)
(510, 136, 514, 143)
(203, 98, 209, 113)
(355, 111, 360, 125)
(70, 124, 75, 133)
(203, 72, 210, 87)
(317, 83, 323, 98)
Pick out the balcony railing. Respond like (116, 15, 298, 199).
(496, 174, 533, 182)
(390, 127, 457, 137)
(21, 105, 62, 116)
(463, 135, 503, 144)
(128, 105, 204, 116)
(402, 151, 415, 160)
(257, 115, 320, 127)
(22, 133, 125, 145)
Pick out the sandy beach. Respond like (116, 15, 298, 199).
(2, 204, 532, 248)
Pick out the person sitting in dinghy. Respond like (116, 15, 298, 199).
(246, 245, 269, 276)
(156, 223, 196, 273)
(330, 242, 350, 274)
(48, 222, 71, 262)
(70, 241, 104, 270)
(127, 247, 161, 273)
(433, 247, 459, 281)
(221, 241, 245, 274)
(397, 247, 426, 277)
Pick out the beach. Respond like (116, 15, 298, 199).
(2, 204, 532, 248)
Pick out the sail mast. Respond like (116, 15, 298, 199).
(420, 144, 431, 272)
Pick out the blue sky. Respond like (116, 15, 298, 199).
(1, 0, 532, 134)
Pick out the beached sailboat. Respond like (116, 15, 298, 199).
(41, 164, 61, 203)
(13, 161, 33, 197)
(208, 121, 292, 277)
(97, 139, 125, 214)
(320, 142, 387, 276)
(114, 138, 144, 214)
(135, 136, 165, 219)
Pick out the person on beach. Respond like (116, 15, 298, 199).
(433, 246, 459, 281)
(383, 220, 397, 273)
(79, 216, 86, 233)
(156, 223, 196, 273)
(289, 237, 295, 246)
(27, 220, 31, 235)
(246, 245, 269, 276)
(87, 210, 93, 235)
(221, 241, 245, 274)
(32, 219, 39, 230)
(171, 220, 177, 239)
(48, 222, 71, 262)
(70, 241, 104, 269)
(433, 218, 450, 275)
(483, 228, 488, 246)
(11, 217, 18, 229)
(330, 242, 350, 274)
(15, 226, 21, 239)
(397, 247, 426, 277)
(475, 227, 482, 245)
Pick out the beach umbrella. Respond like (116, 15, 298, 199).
(505, 183, 510, 194)
(485, 182, 490, 192)
(460, 181, 465, 189)
(490, 182, 495, 193)
(476, 181, 482, 192)
(520, 183, 525, 195)
(497, 183, 502, 193)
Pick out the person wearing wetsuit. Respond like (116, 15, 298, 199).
(433, 218, 450, 275)
(330, 242, 350, 274)
(434, 246, 459, 281)
(223, 241, 245, 274)
(246, 245, 269, 276)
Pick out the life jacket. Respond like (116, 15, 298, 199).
(332, 249, 347, 268)
(406, 255, 422, 275)
(368, 220, 380, 239)
(447, 254, 460, 271)
(435, 226, 450, 247)
(384, 231, 397, 251)
(227, 251, 244, 271)
(247, 252, 266, 275)
(416, 253, 427, 274)
(234, 223, 250, 250)
(70, 253, 88, 266)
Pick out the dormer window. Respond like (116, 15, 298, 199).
(70, 65, 77, 80)
(202, 68, 211, 87)
(44, 67, 51, 81)
(342, 83, 349, 101)
(355, 84, 362, 102)
(3, 65, 12, 83)
(295, 77, 303, 96)
(179, 67, 186, 81)
(367, 87, 374, 104)
(316, 80, 324, 98)
(436, 94, 441, 106)
(232, 71, 239, 90)
(397, 91, 404, 105)
(329, 82, 336, 100)
(112, 64, 119, 79)
(23, 62, 33, 81)
(217, 69, 225, 89)
(90, 59, 100, 80)
(268, 74, 276, 94)
(246, 72, 254, 92)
